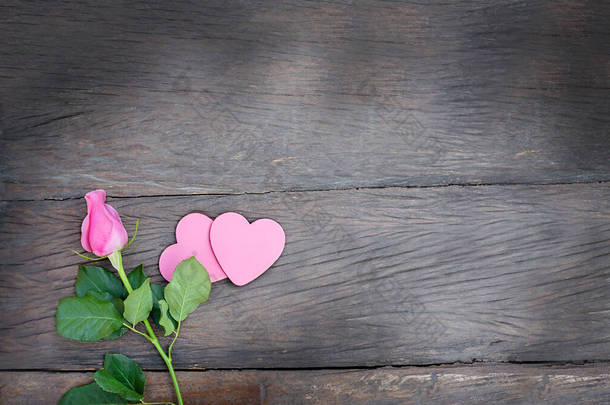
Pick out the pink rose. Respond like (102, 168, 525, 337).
(81, 189, 128, 257)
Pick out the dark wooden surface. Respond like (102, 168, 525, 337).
(1, 0, 609, 403)
(1, 183, 609, 370)
(2, 365, 610, 404)
(1, 0, 609, 200)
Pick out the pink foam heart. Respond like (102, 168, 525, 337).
(210, 212, 285, 286)
(159, 213, 227, 283)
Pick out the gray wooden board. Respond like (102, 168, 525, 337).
(1, 0, 609, 200)
(2, 365, 609, 404)
(0, 183, 608, 369)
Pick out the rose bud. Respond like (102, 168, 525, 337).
(81, 189, 128, 257)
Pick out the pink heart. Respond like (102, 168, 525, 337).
(159, 213, 227, 283)
(210, 212, 285, 286)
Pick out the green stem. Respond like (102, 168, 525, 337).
(121, 218, 140, 251)
(70, 249, 108, 261)
(109, 251, 184, 405)
(122, 323, 154, 343)
(168, 322, 180, 361)
(149, 337, 182, 405)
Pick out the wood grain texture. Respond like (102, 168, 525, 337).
(2, 0, 609, 200)
(1, 183, 608, 369)
(2, 365, 609, 404)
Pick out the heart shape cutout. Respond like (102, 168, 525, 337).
(210, 212, 285, 286)
(159, 213, 227, 283)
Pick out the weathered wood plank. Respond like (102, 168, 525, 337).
(2, 0, 609, 199)
(0, 183, 608, 369)
(2, 365, 609, 404)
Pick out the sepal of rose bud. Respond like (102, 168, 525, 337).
(81, 189, 128, 257)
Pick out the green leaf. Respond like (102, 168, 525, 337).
(83, 294, 128, 340)
(102, 354, 146, 397)
(58, 382, 127, 405)
(164, 256, 211, 321)
(110, 297, 125, 314)
(75, 265, 126, 299)
(94, 370, 143, 402)
(150, 283, 165, 325)
(86, 291, 124, 313)
(123, 278, 152, 325)
(101, 325, 128, 340)
(102, 300, 128, 340)
(86, 290, 115, 302)
(56, 296, 123, 342)
(157, 299, 176, 336)
(126, 264, 146, 289)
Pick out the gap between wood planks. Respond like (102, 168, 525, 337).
(5, 360, 610, 374)
(2, 179, 609, 202)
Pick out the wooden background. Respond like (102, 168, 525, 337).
(1, 0, 609, 403)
